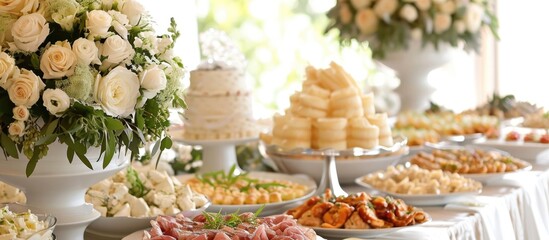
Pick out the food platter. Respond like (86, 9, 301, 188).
(354, 180, 482, 206)
(85, 204, 209, 239)
(311, 217, 431, 239)
(475, 140, 549, 163)
(176, 171, 317, 216)
(460, 163, 532, 183)
(261, 136, 409, 183)
(122, 230, 327, 240)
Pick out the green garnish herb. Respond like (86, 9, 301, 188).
(127, 167, 150, 198)
(196, 164, 287, 192)
(203, 205, 265, 229)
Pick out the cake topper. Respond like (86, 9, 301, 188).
(198, 29, 247, 70)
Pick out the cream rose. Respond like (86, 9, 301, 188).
(86, 10, 112, 38)
(40, 41, 77, 79)
(94, 66, 140, 117)
(109, 10, 130, 38)
(7, 69, 45, 107)
(415, 0, 432, 11)
(437, 1, 456, 14)
(339, 3, 353, 24)
(8, 121, 25, 137)
(72, 38, 101, 65)
(373, 0, 398, 19)
(399, 4, 418, 22)
(120, 0, 144, 26)
(355, 8, 378, 35)
(0, 52, 15, 88)
(0, 0, 39, 16)
(101, 35, 134, 68)
(464, 3, 484, 32)
(43, 88, 71, 116)
(139, 64, 167, 99)
(12, 105, 29, 121)
(10, 13, 49, 52)
(434, 13, 451, 33)
(350, 0, 372, 9)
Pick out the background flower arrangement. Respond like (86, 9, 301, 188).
(0, 0, 185, 176)
(325, 0, 499, 58)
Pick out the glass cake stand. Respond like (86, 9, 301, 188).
(176, 137, 258, 174)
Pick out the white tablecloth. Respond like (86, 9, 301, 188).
(342, 163, 549, 240)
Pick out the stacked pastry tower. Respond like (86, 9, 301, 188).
(183, 67, 258, 140)
(262, 62, 393, 150)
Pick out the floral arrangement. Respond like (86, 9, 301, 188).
(0, 0, 185, 176)
(325, 0, 499, 58)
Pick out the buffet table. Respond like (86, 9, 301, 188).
(342, 163, 549, 240)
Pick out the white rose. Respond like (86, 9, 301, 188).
(434, 13, 451, 33)
(0, 52, 15, 88)
(12, 105, 29, 121)
(373, 0, 398, 19)
(437, 1, 456, 14)
(410, 28, 422, 41)
(454, 20, 466, 34)
(43, 88, 71, 116)
(120, 0, 144, 26)
(399, 4, 418, 22)
(0, 0, 39, 16)
(109, 10, 130, 38)
(101, 35, 134, 69)
(464, 3, 484, 32)
(7, 69, 45, 108)
(156, 37, 173, 54)
(86, 10, 112, 38)
(415, 0, 432, 11)
(40, 41, 78, 79)
(8, 121, 25, 137)
(350, 0, 372, 9)
(139, 65, 167, 99)
(339, 3, 353, 24)
(94, 66, 140, 117)
(10, 13, 49, 52)
(355, 8, 379, 35)
(72, 38, 101, 65)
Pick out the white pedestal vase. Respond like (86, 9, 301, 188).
(378, 41, 460, 111)
(0, 142, 129, 240)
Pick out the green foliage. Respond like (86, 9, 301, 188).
(0, 1, 185, 176)
(127, 167, 150, 198)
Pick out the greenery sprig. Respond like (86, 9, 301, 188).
(196, 165, 286, 192)
(202, 205, 265, 229)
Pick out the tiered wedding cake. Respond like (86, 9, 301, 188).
(183, 67, 257, 140)
(182, 30, 258, 140)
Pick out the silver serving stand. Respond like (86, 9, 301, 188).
(263, 136, 408, 197)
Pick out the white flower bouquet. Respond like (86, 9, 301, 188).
(325, 0, 499, 58)
(0, 0, 185, 176)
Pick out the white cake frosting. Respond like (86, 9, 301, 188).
(183, 68, 258, 140)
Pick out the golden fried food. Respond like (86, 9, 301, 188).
(287, 190, 429, 229)
(410, 149, 529, 174)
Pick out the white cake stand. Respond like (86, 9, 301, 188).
(176, 137, 258, 174)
